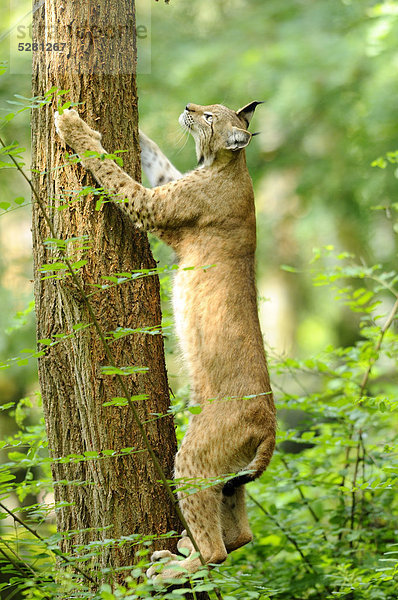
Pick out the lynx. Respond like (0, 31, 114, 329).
(55, 102, 276, 582)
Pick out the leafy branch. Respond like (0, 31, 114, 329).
(0, 500, 96, 585)
(341, 296, 398, 537)
(247, 490, 335, 598)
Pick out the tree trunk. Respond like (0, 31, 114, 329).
(31, 0, 180, 585)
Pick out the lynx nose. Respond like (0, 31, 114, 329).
(185, 103, 193, 112)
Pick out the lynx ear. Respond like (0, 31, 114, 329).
(236, 101, 264, 126)
(224, 127, 252, 151)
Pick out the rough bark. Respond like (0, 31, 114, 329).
(31, 0, 180, 583)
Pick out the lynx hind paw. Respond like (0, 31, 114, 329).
(146, 546, 206, 585)
(147, 560, 192, 585)
(54, 109, 101, 145)
(151, 550, 177, 562)
(146, 550, 182, 582)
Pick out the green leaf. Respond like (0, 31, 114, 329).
(192, 584, 216, 592)
(120, 447, 134, 454)
(72, 322, 91, 332)
(371, 156, 387, 169)
(281, 264, 299, 273)
(60, 101, 72, 112)
(40, 262, 68, 272)
(83, 451, 100, 459)
(72, 259, 87, 271)
(101, 365, 149, 376)
(0, 472, 16, 483)
(0, 402, 14, 411)
(2, 112, 15, 123)
(103, 397, 129, 407)
(103, 394, 148, 407)
(8, 451, 26, 461)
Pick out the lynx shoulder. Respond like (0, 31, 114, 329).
(55, 101, 276, 582)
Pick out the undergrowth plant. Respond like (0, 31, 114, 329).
(0, 87, 397, 600)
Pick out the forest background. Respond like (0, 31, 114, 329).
(0, 0, 397, 599)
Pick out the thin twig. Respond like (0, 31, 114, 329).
(340, 297, 398, 531)
(0, 501, 96, 585)
(280, 458, 329, 544)
(0, 545, 51, 600)
(0, 538, 37, 578)
(248, 492, 334, 596)
(349, 431, 362, 539)
(359, 433, 367, 530)
(247, 492, 314, 575)
(358, 297, 398, 400)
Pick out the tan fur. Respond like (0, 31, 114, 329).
(55, 102, 276, 582)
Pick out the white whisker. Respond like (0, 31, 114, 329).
(175, 129, 191, 155)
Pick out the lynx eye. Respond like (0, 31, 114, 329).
(203, 112, 213, 124)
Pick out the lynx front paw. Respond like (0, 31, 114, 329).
(54, 109, 102, 150)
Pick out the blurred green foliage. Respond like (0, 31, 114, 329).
(0, 0, 397, 598)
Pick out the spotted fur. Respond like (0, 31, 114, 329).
(55, 103, 276, 582)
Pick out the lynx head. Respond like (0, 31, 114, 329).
(179, 101, 263, 167)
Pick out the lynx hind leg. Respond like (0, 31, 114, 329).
(221, 486, 253, 553)
(147, 448, 228, 583)
(174, 448, 228, 565)
(147, 489, 227, 583)
(139, 130, 182, 187)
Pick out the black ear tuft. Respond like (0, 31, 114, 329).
(236, 101, 264, 126)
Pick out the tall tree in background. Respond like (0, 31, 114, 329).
(31, 0, 179, 583)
